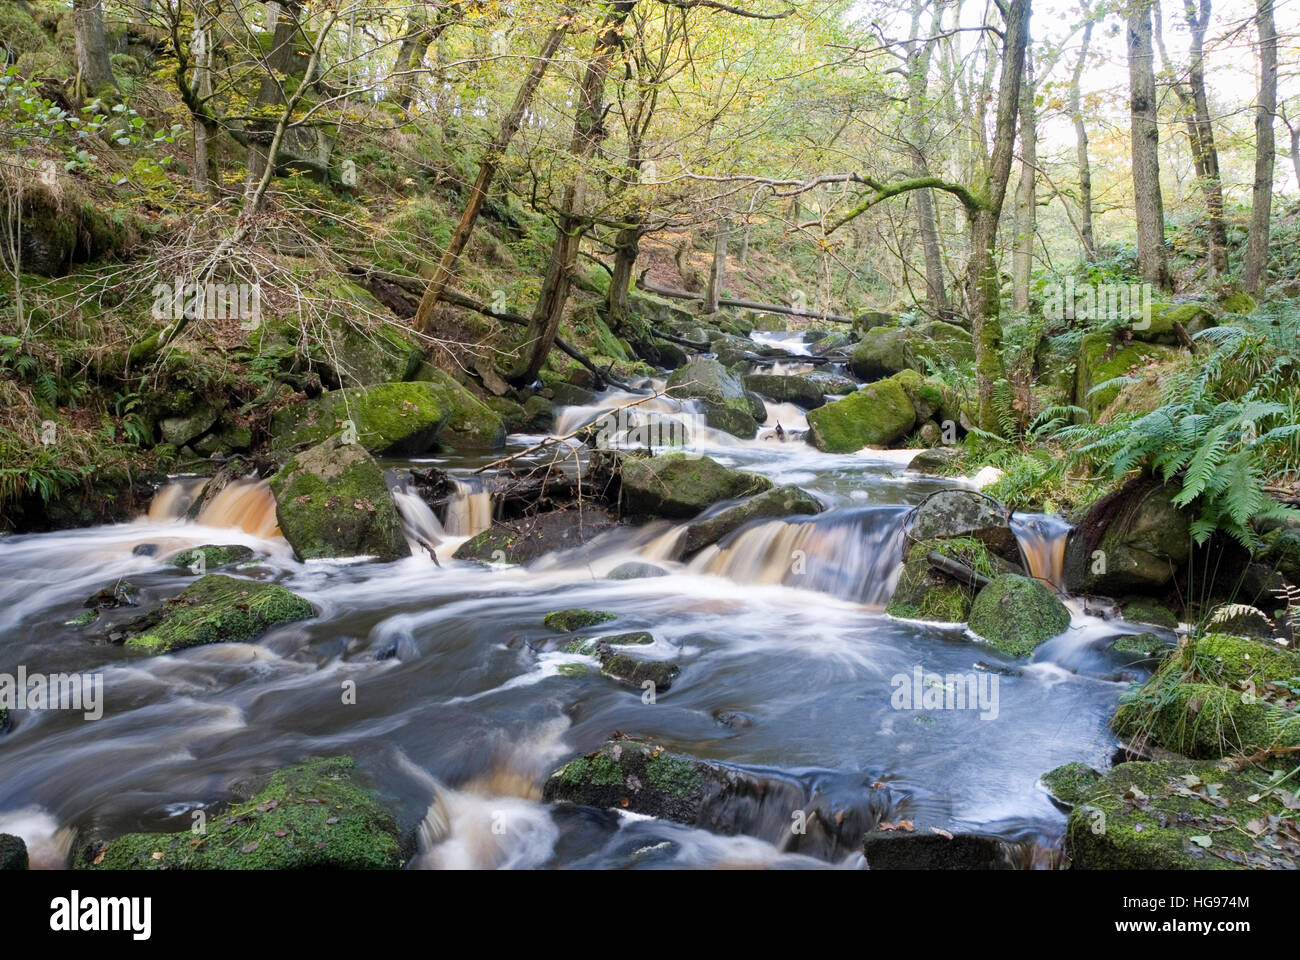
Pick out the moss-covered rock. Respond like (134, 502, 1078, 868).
(1063, 484, 1191, 594)
(908, 489, 1020, 560)
(1134, 301, 1216, 344)
(1121, 597, 1178, 629)
(1076, 333, 1180, 420)
(679, 484, 822, 556)
(849, 321, 973, 380)
(618, 453, 772, 518)
(543, 608, 616, 632)
(740, 373, 854, 410)
(968, 574, 1071, 657)
(1110, 632, 1170, 657)
(119, 574, 313, 655)
(886, 538, 996, 622)
(0, 834, 27, 870)
(666, 357, 758, 437)
(268, 438, 410, 561)
(272, 377, 503, 455)
(561, 631, 654, 655)
(1220, 291, 1257, 315)
(171, 544, 256, 571)
(1066, 759, 1300, 869)
(806, 379, 915, 453)
(452, 505, 620, 564)
(599, 650, 680, 691)
(890, 369, 959, 425)
(78, 757, 403, 870)
(1040, 762, 1102, 810)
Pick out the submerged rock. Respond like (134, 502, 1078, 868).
(271, 376, 503, 455)
(862, 830, 1017, 870)
(1066, 759, 1300, 869)
(967, 574, 1071, 657)
(679, 484, 822, 557)
(269, 438, 410, 562)
(453, 505, 620, 565)
(543, 608, 616, 632)
(171, 544, 256, 571)
(606, 561, 669, 580)
(806, 379, 915, 453)
(0, 834, 27, 870)
(1039, 761, 1102, 810)
(618, 453, 772, 519)
(115, 574, 313, 655)
(78, 757, 404, 870)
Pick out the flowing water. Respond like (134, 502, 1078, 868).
(0, 349, 1150, 870)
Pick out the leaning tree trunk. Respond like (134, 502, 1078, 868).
(73, 0, 118, 100)
(1127, 0, 1171, 291)
(1069, 18, 1096, 260)
(967, 0, 1030, 434)
(1012, 54, 1037, 312)
(412, 10, 574, 334)
(607, 224, 641, 332)
(704, 217, 728, 314)
(1242, 0, 1277, 296)
(506, 1, 636, 385)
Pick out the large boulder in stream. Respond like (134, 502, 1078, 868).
(908, 489, 1019, 561)
(862, 831, 1018, 870)
(741, 373, 855, 410)
(850, 321, 973, 380)
(806, 380, 915, 453)
(1063, 480, 1190, 595)
(114, 574, 314, 655)
(618, 453, 772, 519)
(666, 358, 759, 438)
(269, 438, 411, 561)
(543, 739, 872, 860)
(967, 574, 1070, 657)
(271, 375, 503, 456)
(78, 757, 404, 870)
(0, 834, 27, 870)
(886, 538, 1009, 622)
(453, 505, 620, 565)
(679, 485, 823, 556)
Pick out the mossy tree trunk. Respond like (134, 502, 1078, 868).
(1126, 0, 1171, 291)
(1242, 0, 1277, 296)
(73, 0, 118, 100)
(1069, 15, 1096, 261)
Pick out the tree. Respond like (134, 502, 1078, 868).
(72, 0, 118, 100)
(1243, 0, 1277, 296)
(1068, 7, 1096, 261)
(1126, 0, 1170, 290)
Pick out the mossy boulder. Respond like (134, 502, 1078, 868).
(452, 505, 619, 565)
(599, 650, 680, 691)
(886, 538, 997, 622)
(544, 608, 616, 632)
(171, 544, 256, 571)
(562, 631, 654, 655)
(679, 484, 822, 556)
(968, 574, 1071, 657)
(119, 574, 313, 655)
(1110, 632, 1170, 657)
(271, 377, 503, 455)
(806, 380, 915, 453)
(890, 369, 959, 425)
(1121, 597, 1178, 629)
(1076, 333, 1180, 420)
(268, 438, 410, 561)
(908, 489, 1019, 560)
(78, 757, 403, 870)
(666, 358, 758, 437)
(159, 402, 220, 447)
(1064, 484, 1190, 594)
(1066, 759, 1300, 869)
(0, 834, 27, 870)
(849, 321, 973, 380)
(1040, 762, 1102, 810)
(1220, 291, 1257, 314)
(618, 453, 772, 518)
(740, 373, 854, 410)
(1134, 301, 1216, 344)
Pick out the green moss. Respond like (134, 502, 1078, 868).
(1120, 597, 1179, 629)
(968, 574, 1071, 657)
(556, 754, 624, 788)
(1076, 333, 1178, 419)
(619, 453, 772, 518)
(806, 379, 916, 453)
(1040, 761, 1102, 809)
(645, 753, 703, 798)
(886, 539, 988, 622)
(79, 757, 403, 870)
(171, 545, 256, 571)
(1221, 291, 1257, 315)
(543, 608, 616, 632)
(123, 575, 313, 655)
(562, 631, 653, 655)
(65, 609, 99, 627)
(1111, 632, 1169, 656)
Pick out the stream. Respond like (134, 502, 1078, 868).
(0, 332, 1155, 870)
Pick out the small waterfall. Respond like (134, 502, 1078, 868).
(552, 388, 709, 451)
(195, 480, 281, 538)
(392, 484, 446, 544)
(145, 478, 280, 538)
(1011, 513, 1072, 591)
(759, 401, 809, 434)
(689, 506, 908, 606)
(443, 478, 493, 537)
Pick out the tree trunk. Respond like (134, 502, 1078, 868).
(906, 0, 948, 312)
(412, 11, 574, 334)
(967, 0, 1030, 433)
(392, 7, 429, 110)
(1243, 0, 1277, 296)
(607, 224, 641, 332)
(705, 217, 728, 313)
(246, 1, 301, 191)
(1183, 0, 1228, 277)
(1069, 18, 1096, 260)
(1012, 54, 1037, 312)
(506, 1, 637, 385)
(1127, 0, 1171, 290)
(72, 0, 118, 100)
(192, 3, 215, 195)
